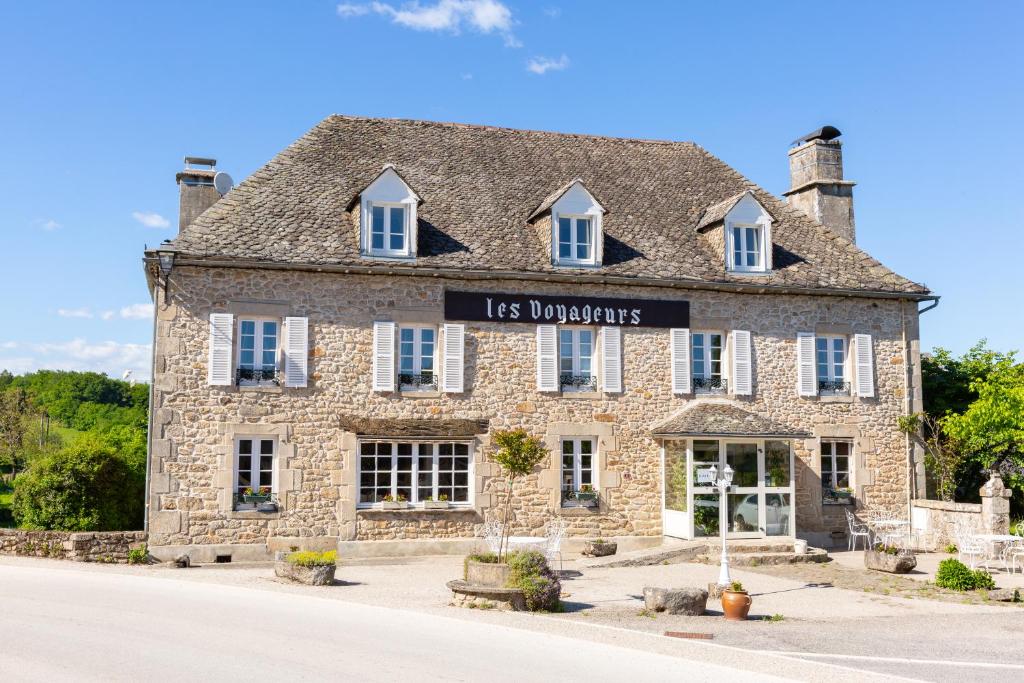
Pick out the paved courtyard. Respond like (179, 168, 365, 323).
(2, 551, 1023, 682)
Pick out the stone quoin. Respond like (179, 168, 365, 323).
(142, 116, 935, 561)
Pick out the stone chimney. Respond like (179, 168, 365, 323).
(783, 126, 856, 243)
(176, 157, 221, 232)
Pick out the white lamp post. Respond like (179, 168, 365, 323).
(707, 463, 735, 587)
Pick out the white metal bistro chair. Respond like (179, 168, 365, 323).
(845, 508, 871, 551)
(543, 517, 569, 572)
(482, 520, 504, 554)
(1006, 526, 1024, 574)
(954, 523, 985, 570)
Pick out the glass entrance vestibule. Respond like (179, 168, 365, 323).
(661, 438, 795, 539)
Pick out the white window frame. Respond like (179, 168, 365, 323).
(558, 326, 597, 392)
(691, 330, 724, 392)
(356, 440, 474, 508)
(233, 436, 277, 495)
(561, 437, 597, 504)
(397, 324, 438, 392)
(816, 335, 848, 394)
(236, 317, 280, 386)
(366, 201, 411, 258)
(554, 213, 596, 266)
(820, 439, 853, 495)
(727, 222, 765, 272)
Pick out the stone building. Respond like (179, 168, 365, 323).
(143, 116, 936, 561)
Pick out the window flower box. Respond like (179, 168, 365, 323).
(381, 495, 409, 510)
(563, 488, 599, 508)
(822, 488, 854, 505)
(424, 498, 450, 510)
(235, 489, 277, 512)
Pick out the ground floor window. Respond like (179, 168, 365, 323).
(821, 439, 853, 502)
(561, 437, 597, 506)
(359, 441, 472, 506)
(234, 437, 276, 509)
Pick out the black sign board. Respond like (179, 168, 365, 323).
(444, 290, 689, 328)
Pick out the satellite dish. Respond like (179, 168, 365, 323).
(214, 172, 234, 196)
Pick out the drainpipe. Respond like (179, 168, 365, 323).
(902, 297, 940, 523)
(143, 266, 158, 534)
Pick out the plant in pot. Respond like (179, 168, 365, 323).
(574, 484, 599, 507)
(721, 580, 752, 621)
(582, 537, 617, 557)
(424, 493, 450, 510)
(381, 493, 409, 510)
(242, 486, 273, 504)
(491, 429, 550, 562)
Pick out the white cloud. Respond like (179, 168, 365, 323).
(0, 341, 17, 350)
(119, 303, 155, 320)
(543, 6, 561, 18)
(526, 54, 569, 75)
(0, 338, 152, 381)
(132, 211, 170, 229)
(57, 307, 94, 319)
(33, 218, 62, 231)
(100, 310, 115, 321)
(340, 1, 518, 45)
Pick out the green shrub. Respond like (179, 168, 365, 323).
(943, 543, 958, 554)
(505, 550, 561, 611)
(935, 558, 996, 591)
(463, 551, 498, 579)
(729, 580, 746, 592)
(12, 436, 144, 531)
(127, 545, 148, 565)
(873, 543, 900, 556)
(286, 550, 337, 567)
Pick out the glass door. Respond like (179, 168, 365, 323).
(724, 442, 762, 538)
(691, 440, 721, 538)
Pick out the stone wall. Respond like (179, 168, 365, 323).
(911, 474, 1013, 547)
(0, 529, 147, 563)
(148, 265, 920, 552)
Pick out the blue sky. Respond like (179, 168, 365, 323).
(1, 1, 1021, 380)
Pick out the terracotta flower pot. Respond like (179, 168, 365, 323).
(721, 590, 751, 621)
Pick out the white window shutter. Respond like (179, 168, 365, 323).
(283, 316, 309, 388)
(207, 313, 234, 386)
(442, 323, 465, 393)
(670, 328, 691, 394)
(796, 332, 816, 397)
(536, 325, 558, 391)
(372, 321, 396, 391)
(601, 326, 622, 393)
(854, 333, 875, 398)
(731, 330, 752, 396)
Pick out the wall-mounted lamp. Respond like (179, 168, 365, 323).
(156, 248, 176, 304)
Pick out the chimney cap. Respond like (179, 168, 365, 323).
(791, 126, 842, 147)
(184, 156, 217, 169)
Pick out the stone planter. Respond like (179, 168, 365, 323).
(721, 590, 752, 621)
(582, 540, 618, 557)
(381, 501, 409, 510)
(643, 587, 708, 615)
(274, 560, 336, 586)
(864, 549, 917, 574)
(424, 500, 450, 510)
(465, 559, 511, 587)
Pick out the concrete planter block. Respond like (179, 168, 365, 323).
(274, 560, 337, 586)
(642, 586, 709, 615)
(864, 549, 917, 574)
(381, 501, 409, 510)
(582, 541, 617, 557)
(465, 559, 511, 587)
(423, 501, 450, 510)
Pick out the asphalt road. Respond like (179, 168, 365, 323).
(0, 562, 784, 682)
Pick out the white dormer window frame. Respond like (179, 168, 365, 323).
(358, 166, 419, 260)
(549, 181, 605, 268)
(723, 193, 773, 274)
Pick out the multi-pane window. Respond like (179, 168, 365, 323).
(235, 437, 275, 495)
(358, 441, 471, 505)
(692, 331, 724, 392)
(369, 203, 407, 255)
(557, 216, 593, 263)
(561, 437, 596, 505)
(559, 328, 595, 391)
(238, 319, 278, 385)
(816, 336, 847, 394)
(821, 440, 852, 494)
(730, 225, 762, 270)
(398, 326, 436, 390)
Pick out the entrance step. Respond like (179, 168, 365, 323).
(695, 547, 830, 566)
(578, 538, 706, 568)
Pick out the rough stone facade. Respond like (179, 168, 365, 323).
(0, 529, 147, 563)
(147, 264, 923, 557)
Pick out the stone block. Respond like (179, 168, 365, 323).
(643, 586, 708, 615)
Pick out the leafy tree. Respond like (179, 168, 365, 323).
(922, 341, 1012, 418)
(12, 435, 144, 531)
(0, 389, 31, 476)
(899, 413, 962, 502)
(491, 429, 549, 561)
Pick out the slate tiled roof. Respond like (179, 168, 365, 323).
(169, 115, 929, 296)
(696, 191, 764, 232)
(651, 403, 810, 438)
(338, 416, 489, 438)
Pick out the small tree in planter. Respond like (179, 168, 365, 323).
(491, 429, 549, 562)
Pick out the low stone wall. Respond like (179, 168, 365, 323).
(0, 529, 147, 563)
(911, 473, 1013, 548)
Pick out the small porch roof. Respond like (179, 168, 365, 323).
(339, 415, 489, 438)
(651, 402, 809, 439)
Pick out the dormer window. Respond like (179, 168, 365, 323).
(529, 179, 606, 268)
(351, 165, 420, 260)
(558, 216, 593, 263)
(730, 224, 763, 271)
(696, 190, 774, 275)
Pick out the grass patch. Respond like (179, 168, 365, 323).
(286, 550, 337, 567)
(764, 613, 785, 623)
